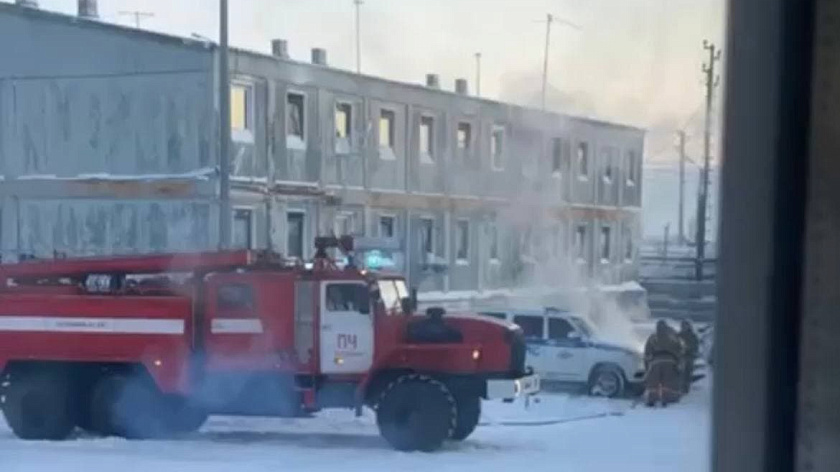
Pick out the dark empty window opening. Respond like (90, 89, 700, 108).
(456, 219, 469, 262)
(489, 223, 499, 261)
(627, 150, 638, 184)
(420, 218, 434, 259)
(287, 93, 305, 140)
(287, 212, 305, 259)
(491, 127, 505, 170)
(575, 225, 587, 260)
(379, 215, 395, 238)
(420, 116, 434, 160)
(551, 138, 565, 174)
(577, 142, 589, 177)
(457, 122, 472, 151)
(232, 209, 253, 250)
(335, 102, 352, 140)
(600, 226, 612, 261)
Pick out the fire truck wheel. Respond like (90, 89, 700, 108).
(450, 395, 481, 441)
(90, 374, 170, 439)
(165, 396, 208, 434)
(2, 371, 75, 440)
(375, 375, 456, 452)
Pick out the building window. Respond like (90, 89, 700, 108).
(230, 83, 253, 134)
(420, 116, 434, 162)
(624, 227, 634, 261)
(575, 224, 587, 261)
(627, 150, 638, 185)
(491, 126, 505, 170)
(488, 222, 499, 261)
(379, 215, 395, 238)
(334, 212, 354, 236)
(602, 148, 615, 183)
(577, 142, 589, 179)
(379, 109, 395, 149)
(457, 122, 472, 151)
(551, 138, 564, 175)
(456, 219, 470, 262)
(335, 102, 352, 140)
(419, 217, 434, 261)
(232, 208, 253, 249)
(600, 226, 611, 262)
(287, 211, 305, 259)
(287, 92, 305, 148)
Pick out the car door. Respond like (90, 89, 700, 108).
(546, 316, 589, 381)
(319, 281, 374, 374)
(512, 313, 552, 379)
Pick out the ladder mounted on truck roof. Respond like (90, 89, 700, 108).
(0, 250, 258, 279)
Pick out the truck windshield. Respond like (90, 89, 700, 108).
(377, 278, 409, 314)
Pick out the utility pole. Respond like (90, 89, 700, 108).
(218, 0, 231, 249)
(354, 0, 363, 74)
(475, 52, 482, 97)
(695, 40, 721, 280)
(541, 13, 553, 110)
(677, 130, 686, 244)
(539, 14, 580, 111)
(119, 10, 154, 28)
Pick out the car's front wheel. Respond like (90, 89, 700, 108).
(587, 364, 625, 398)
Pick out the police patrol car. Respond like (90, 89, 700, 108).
(478, 307, 646, 397)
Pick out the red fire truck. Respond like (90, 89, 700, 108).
(0, 236, 538, 451)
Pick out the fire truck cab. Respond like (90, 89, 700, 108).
(0, 236, 538, 452)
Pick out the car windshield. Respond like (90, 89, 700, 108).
(569, 316, 595, 338)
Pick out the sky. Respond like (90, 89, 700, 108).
(16, 0, 727, 166)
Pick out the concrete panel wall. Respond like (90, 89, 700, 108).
(0, 9, 215, 179)
(7, 198, 213, 259)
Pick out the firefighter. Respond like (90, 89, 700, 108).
(643, 320, 684, 407)
(678, 320, 700, 394)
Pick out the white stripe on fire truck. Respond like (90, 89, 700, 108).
(210, 319, 264, 334)
(0, 317, 185, 334)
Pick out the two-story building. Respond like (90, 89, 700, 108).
(0, 1, 644, 294)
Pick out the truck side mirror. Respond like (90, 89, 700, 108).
(410, 287, 418, 312)
(400, 297, 414, 314)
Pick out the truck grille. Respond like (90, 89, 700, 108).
(509, 329, 527, 376)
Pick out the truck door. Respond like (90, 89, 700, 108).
(319, 281, 374, 374)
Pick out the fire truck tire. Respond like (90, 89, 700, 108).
(375, 375, 456, 452)
(165, 396, 208, 434)
(2, 370, 75, 440)
(90, 374, 170, 439)
(450, 395, 481, 441)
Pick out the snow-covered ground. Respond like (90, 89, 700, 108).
(0, 379, 711, 472)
